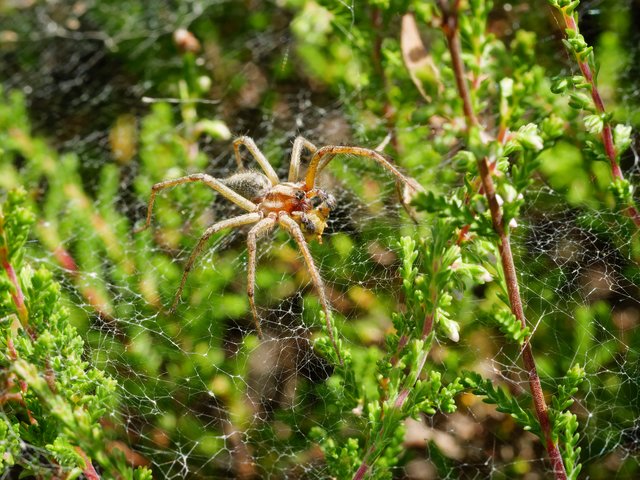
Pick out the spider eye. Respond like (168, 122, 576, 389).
(309, 195, 323, 208)
(301, 216, 316, 233)
(295, 190, 305, 200)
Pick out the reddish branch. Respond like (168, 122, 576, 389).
(353, 289, 436, 479)
(52, 245, 114, 321)
(478, 158, 567, 478)
(1, 210, 103, 478)
(75, 447, 101, 480)
(560, 12, 640, 227)
(0, 248, 28, 326)
(438, 1, 568, 478)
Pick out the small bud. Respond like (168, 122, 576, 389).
(515, 123, 544, 151)
(550, 76, 570, 94)
(540, 115, 565, 140)
(568, 91, 594, 112)
(197, 75, 212, 93)
(614, 124, 632, 156)
(500, 77, 514, 97)
(173, 28, 201, 54)
(441, 318, 460, 343)
(584, 115, 603, 135)
(501, 184, 518, 203)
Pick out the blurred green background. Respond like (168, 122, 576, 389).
(1, 0, 639, 478)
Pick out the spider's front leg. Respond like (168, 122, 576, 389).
(246, 214, 278, 337)
(304, 146, 424, 194)
(304, 146, 425, 222)
(278, 214, 343, 365)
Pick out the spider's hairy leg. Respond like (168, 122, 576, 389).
(278, 214, 343, 366)
(134, 174, 258, 233)
(246, 215, 278, 338)
(169, 212, 263, 314)
(233, 136, 279, 185)
(288, 136, 318, 182)
(304, 146, 425, 195)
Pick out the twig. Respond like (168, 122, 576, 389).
(559, 10, 640, 227)
(352, 277, 436, 480)
(1, 253, 28, 326)
(0, 214, 28, 326)
(438, 1, 568, 478)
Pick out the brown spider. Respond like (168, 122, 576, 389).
(136, 136, 421, 364)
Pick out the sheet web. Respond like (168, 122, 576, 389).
(1, 0, 640, 478)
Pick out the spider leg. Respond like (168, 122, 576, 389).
(246, 215, 278, 338)
(304, 146, 425, 195)
(278, 214, 343, 366)
(288, 136, 318, 182)
(134, 173, 258, 233)
(169, 212, 263, 313)
(233, 136, 280, 185)
(315, 152, 336, 176)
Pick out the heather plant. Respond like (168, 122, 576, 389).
(0, 0, 639, 479)
(0, 189, 151, 479)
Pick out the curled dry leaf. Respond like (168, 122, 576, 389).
(401, 13, 443, 102)
(396, 175, 425, 224)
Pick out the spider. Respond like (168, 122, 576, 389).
(135, 136, 422, 364)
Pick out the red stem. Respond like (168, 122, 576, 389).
(442, 25, 478, 128)
(353, 279, 435, 479)
(439, 2, 568, 478)
(562, 12, 640, 227)
(478, 158, 567, 477)
(1, 249, 28, 325)
(353, 462, 370, 480)
(75, 447, 101, 480)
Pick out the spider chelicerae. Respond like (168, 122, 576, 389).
(136, 136, 421, 364)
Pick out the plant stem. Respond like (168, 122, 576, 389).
(353, 345, 432, 480)
(75, 447, 101, 480)
(353, 461, 370, 480)
(0, 217, 28, 326)
(560, 10, 640, 227)
(352, 281, 436, 479)
(438, 1, 567, 478)
(478, 158, 567, 478)
(1, 253, 28, 326)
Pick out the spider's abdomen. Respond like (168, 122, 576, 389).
(223, 171, 271, 202)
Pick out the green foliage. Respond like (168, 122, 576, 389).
(315, 225, 473, 478)
(0, 0, 639, 478)
(0, 190, 150, 478)
(492, 310, 531, 346)
(462, 371, 541, 437)
(550, 364, 586, 480)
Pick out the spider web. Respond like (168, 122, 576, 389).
(1, 0, 640, 478)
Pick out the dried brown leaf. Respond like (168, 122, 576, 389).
(401, 13, 443, 102)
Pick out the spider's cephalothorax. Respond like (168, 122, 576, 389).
(225, 172, 336, 242)
(136, 135, 423, 365)
(257, 181, 336, 243)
